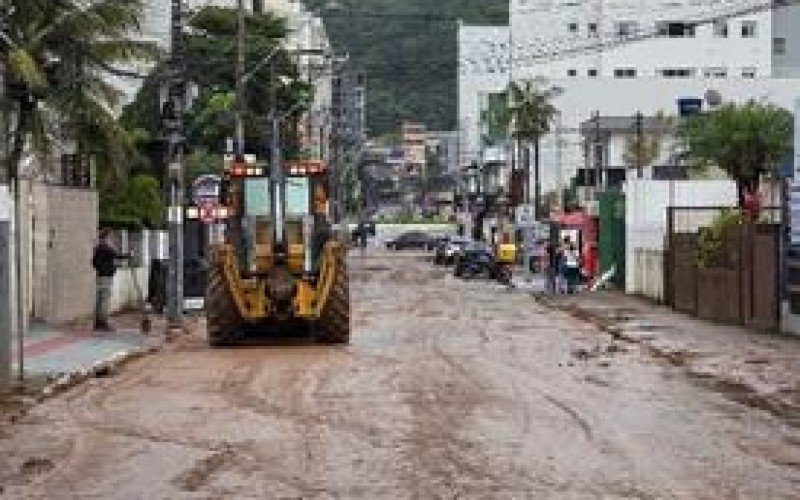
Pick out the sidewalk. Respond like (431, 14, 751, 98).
(10, 313, 167, 380)
(539, 291, 800, 425)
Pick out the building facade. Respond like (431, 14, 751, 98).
(459, 0, 800, 200)
(457, 23, 511, 169)
(509, 0, 800, 80)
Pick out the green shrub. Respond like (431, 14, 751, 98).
(697, 209, 744, 269)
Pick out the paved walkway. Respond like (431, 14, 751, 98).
(11, 315, 165, 379)
(540, 291, 800, 424)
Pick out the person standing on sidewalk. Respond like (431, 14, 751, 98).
(91, 229, 129, 331)
(562, 243, 581, 294)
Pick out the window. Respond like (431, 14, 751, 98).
(774, 37, 787, 55)
(615, 21, 637, 37)
(613, 68, 636, 78)
(657, 68, 695, 78)
(588, 22, 598, 37)
(568, 22, 578, 33)
(588, 68, 598, 77)
(567, 69, 577, 77)
(741, 67, 756, 78)
(713, 20, 728, 38)
(741, 21, 757, 38)
(703, 67, 727, 78)
(656, 21, 696, 38)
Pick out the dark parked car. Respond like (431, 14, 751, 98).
(434, 237, 471, 265)
(453, 242, 512, 284)
(385, 231, 435, 250)
(453, 242, 491, 276)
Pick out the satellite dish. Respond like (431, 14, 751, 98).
(705, 89, 722, 107)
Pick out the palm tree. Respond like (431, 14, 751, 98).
(505, 80, 559, 217)
(3, 0, 158, 184)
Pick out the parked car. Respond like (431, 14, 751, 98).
(434, 237, 471, 265)
(385, 231, 436, 250)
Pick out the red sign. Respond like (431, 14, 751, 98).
(199, 205, 215, 223)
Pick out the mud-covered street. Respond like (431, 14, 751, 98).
(2, 251, 800, 498)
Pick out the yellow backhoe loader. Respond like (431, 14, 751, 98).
(205, 157, 350, 345)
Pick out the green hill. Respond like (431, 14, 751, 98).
(304, 0, 507, 135)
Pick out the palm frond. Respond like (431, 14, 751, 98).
(89, 39, 161, 65)
(7, 48, 47, 88)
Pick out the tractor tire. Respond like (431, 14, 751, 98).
(319, 250, 351, 344)
(206, 263, 240, 347)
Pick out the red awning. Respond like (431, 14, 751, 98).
(549, 210, 592, 228)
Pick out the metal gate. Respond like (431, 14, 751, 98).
(666, 206, 781, 329)
(598, 192, 625, 287)
(183, 220, 209, 304)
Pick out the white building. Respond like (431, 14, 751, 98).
(459, 0, 800, 198)
(510, 0, 800, 81)
(457, 23, 511, 168)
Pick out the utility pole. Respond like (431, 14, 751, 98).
(555, 112, 563, 212)
(165, 0, 186, 331)
(635, 110, 644, 179)
(593, 110, 602, 194)
(234, 0, 246, 154)
(533, 137, 541, 219)
(0, 55, 9, 387)
(269, 62, 284, 248)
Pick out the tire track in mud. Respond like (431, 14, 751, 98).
(394, 343, 551, 496)
(542, 394, 593, 441)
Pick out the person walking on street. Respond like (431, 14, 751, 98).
(562, 243, 581, 294)
(92, 229, 129, 331)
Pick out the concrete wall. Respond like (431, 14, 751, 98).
(108, 230, 157, 314)
(30, 185, 98, 323)
(624, 179, 737, 301)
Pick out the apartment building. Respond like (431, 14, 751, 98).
(457, 23, 511, 168)
(509, 0, 800, 80)
(459, 0, 800, 195)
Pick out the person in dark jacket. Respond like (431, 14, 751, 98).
(91, 229, 128, 331)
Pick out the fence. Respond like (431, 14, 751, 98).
(107, 229, 167, 314)
(624, 179, 738, 301)
(665, 206, 782, 329)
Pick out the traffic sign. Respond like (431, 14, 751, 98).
(192, 174, 221, 207)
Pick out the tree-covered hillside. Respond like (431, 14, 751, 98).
(304, 0, 507, 135)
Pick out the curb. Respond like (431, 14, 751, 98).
(40, 345, 161, 399)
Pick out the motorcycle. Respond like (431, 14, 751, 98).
(456, 248, 512, 285)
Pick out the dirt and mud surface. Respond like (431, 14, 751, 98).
(2, 251, 800, 498)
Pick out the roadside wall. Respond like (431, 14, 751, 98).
(624, 179, 737, 301)
(31, 184, 98, 323)
(108, 230, 161, 314)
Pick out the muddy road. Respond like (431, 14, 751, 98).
(2, 251, 800, 498)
